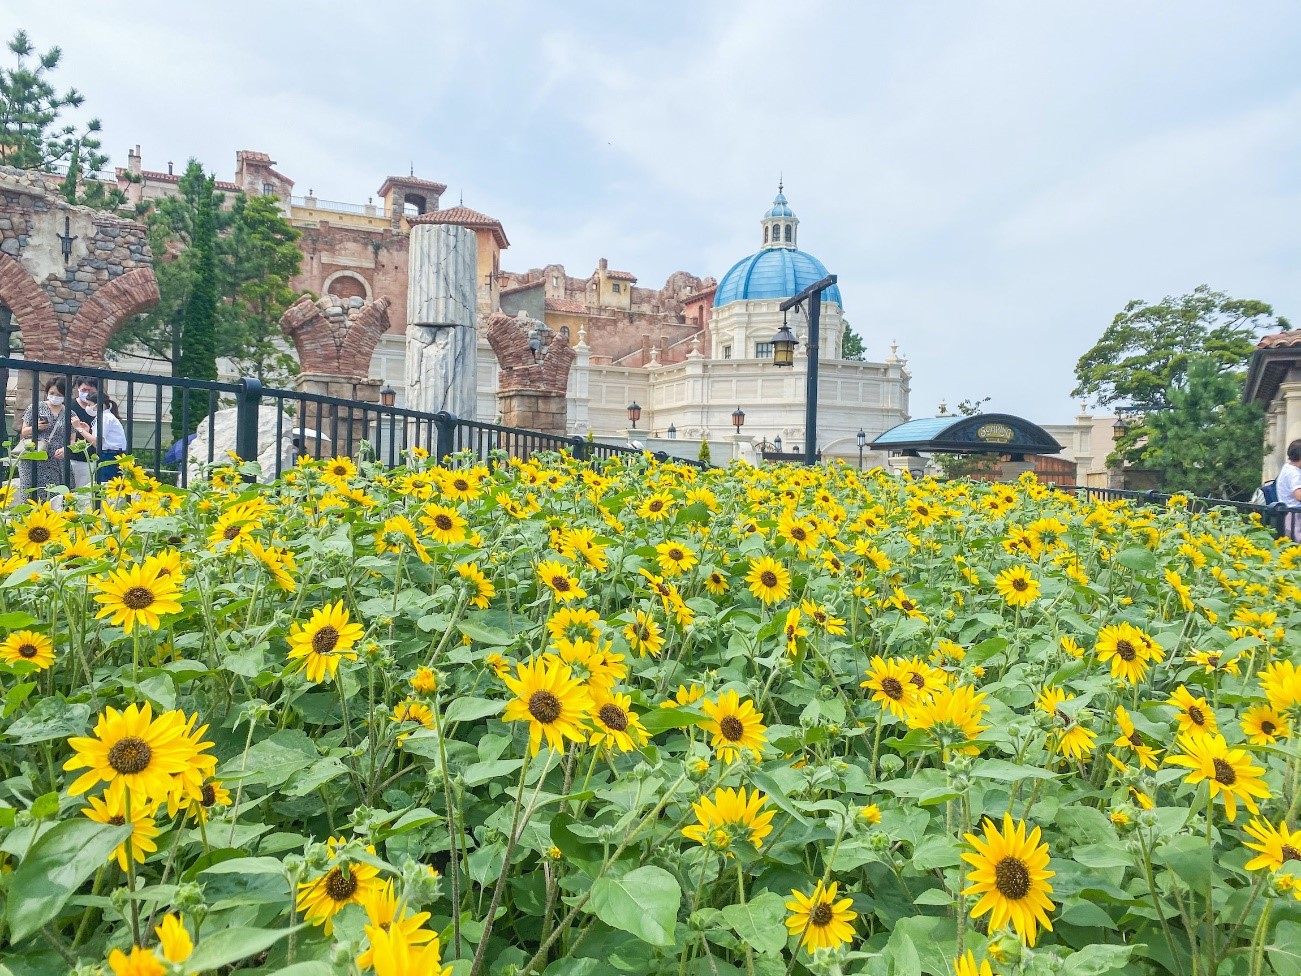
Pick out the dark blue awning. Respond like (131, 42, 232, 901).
(871, 414, 1062, 455)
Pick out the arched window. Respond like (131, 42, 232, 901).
(784, 224, 792, 243)
(560, 326, 570, 340)
(763, 226, 769, 243)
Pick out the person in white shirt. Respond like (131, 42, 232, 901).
(70, 393, 128, 484)
(1276, 438, 1301, 542)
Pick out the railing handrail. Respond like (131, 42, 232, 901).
(290, 195, 388, 218)
(3, 358, 243, 395)
(1069, 485, 1291, 539)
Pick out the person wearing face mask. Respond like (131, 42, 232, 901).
(70, 391, 128, 485)
(17, 377, 71, 502)
(67, 378, 99, 489)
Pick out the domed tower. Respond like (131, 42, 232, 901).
(761, 183, 799, 249)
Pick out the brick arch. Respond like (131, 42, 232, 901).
(0, 254, 59, 361)
(67, 267, 161, 364)
(279, 294, 392, 377)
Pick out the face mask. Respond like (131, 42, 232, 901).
(78, 391, 91, 403)
(47, 394, 64, 406)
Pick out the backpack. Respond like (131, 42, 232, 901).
(1261, 480, 1278, 505)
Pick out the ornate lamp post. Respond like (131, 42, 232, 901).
(768, 274, 837, 465)
(379, 384, 397, 407)
(773, 436, 783, 454)
(856, 428, 866, 470)
(667, 423, 677, 439)
(731, 407, 745, 435)
(627, 401, 641, 430)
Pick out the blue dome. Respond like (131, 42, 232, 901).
(713, 248, 842, 307)
(764, 192, 794, 218)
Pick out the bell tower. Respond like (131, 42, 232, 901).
(760, 183, 798, 250)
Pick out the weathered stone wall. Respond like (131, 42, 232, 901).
(0, 166, 158, 364)
(486, 311, 574, 435)
(293, 221, 409, 334)
(279, 293, 392, 378)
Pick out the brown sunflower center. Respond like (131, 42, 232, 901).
(759, 570, 778, 588)
(528, 690, 562, 724)
(1129, 732, 1144, 747)
(1116, 640, 1137, 662)
(453, 478, 469, 492)
(1187, 705, 1206, 726)
(1261, 720, 1277, 735)
(598, 703, 629, 732)
(880, 677, 905, 700)
(123, 587, 155, 610)
(17, 642, 37, 658)
(809, 902, 834, 927)
(668, 548, 684, 561)
(900, 599, 916, 612)
(433, 513, 453, 531)
(993, 856, 1031, 900)
(791, 527, 807, 541)
(1283, 845, 1301, 862)
(648, 500, 664, 512)
(1012, 577, 1028, 592)
(108, 736, 153, 775)
(909, 673, 926, 689)
(223, 525, 242, 540)
(109, 815, 126, 826)
(312, 626, 340, 655)
(1212, 757, 1237, 785)
(550, 575, 571, 592)
(719, 715, 745, 742)
(324, 866, 358, 902)
(27, 526, 50, 543)
(201, 783, 217, 806)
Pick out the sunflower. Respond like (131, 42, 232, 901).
(455, 562, 496, 609)
(1166, 685, 1218, 736)
(859, 803, 882, 825)
(82, 792, 159, 871)
(297, 836, 382, 935)
(1055, 724, 1097, 762)
(393, 700, 435, 730)
(954, 950, 999, 976)
(1113, 706, 1161, 770)
(1241, 704, 1291, 746)
(320, 455, 358, 486)
(905, 683, 988, 755)
(376, 514, 431, 563)
(995, 565, 1040, 608)
(64, 702, 207, 806)
(355, 880, 435, 970)
(168, 776, 231, 823)
(962, 812, 1056, 946)
(1259, 660, 1301, 711)
(700, 690, 766, 763)
(745, 555, 791, 605)
(662, 683, 705, 708)
(0, 629, 54, 670)
(1094, 622, 1152, 685)
(364, 924, 452, 976)
(1243, 818, 1301, 872)
(681, 786, 775, 851)
(777, 513, 820, 557)
(501, 657, 594, 755)
(800, 599, 847, 635)
(782, 607, 809, 655)
(623, 610, 665, 657)
(207, 502, 263, 551)
(411, 666, 438, 695)
(154, 914, 193, 965)
(245, 539, 297, 592)
(589, 691, 648, 753)
(1166, 732, 1270, 822)
(419, 503, 468, 546)
(886, 587, 928, 621)
(10, 506, 70, 558)
(784, 880, 857, 952)
(558, 526, 609, 571)
(287, 601, 365, 683)
(91, 561, 184, 634)
(437, 466, 487, 502)
(536, 559, 587, 603)
(655, 540, 698, 577)
(636, 491, 676, 521)
(107, 946, 165, 976)
(860, 656, 916, 717)
(547, 606, 602, 650)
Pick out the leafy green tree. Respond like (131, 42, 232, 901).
(697, 438, 711, 465)
(841, 323, 865, 361)
(932, 397, 999, 480)
(224, 193, 301, 383)
(172, 171, 218, 438)
(1139, 358, 1265, 499)
(0, 29, 124, 208)
(1072, 286, 1285, 476)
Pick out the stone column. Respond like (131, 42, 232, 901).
(406, 223, 477, 419)
(568, 328, 591, 435)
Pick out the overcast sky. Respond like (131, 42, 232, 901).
(11, 0, 1299, 422)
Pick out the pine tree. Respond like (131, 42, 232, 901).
(172, 172, 218, 438)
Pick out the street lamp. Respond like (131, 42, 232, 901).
(856, 428, 866, 470)
(1112, 417, 1128, 440)
(379, 384, 396, 407)
(773, 436, 783, 454)
(731, 407, 745, 434)
(627, 401, 641, 429)
(770, 274, 837, 465)
(667, 424, 677, 439)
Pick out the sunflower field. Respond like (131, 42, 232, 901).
(0, 450, 1299, 976)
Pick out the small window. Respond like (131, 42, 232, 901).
(784, 224, 792, 242)
(560, 326, 570, 340)
(262, 182, 275, 195)
(552, 276, 560, 288)
(611, 282, 621, 293)
(722, 345, 732, 359)
(755, 342, 773, 358)
(763, 226, 769, 243)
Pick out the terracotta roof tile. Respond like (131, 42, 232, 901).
(1257, 329, 1301, 349)
(133, 170, 242, 192)
(605, 269, 638, 281)
(545, 296, 586, 314)
(376, 175, 449, 198)
(410, 206, 509, 248)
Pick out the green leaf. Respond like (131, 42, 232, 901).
(200, 856, 288, 877)
(640, 706, 704, 735)
(458, 620, 514, 645)
(226, 729, 317, 787)
(550, 811, 602, 862)
(972, 759, 1061, 783)
(463, 759, 524, 787)
(3, 680, 36, 717)
(586, 865, 681, 947)
(721, 891, 788, 955)
(1060, 943, 1136, 976)
(3, 696, 90, 744)
(444, 696, 505, 724)
(262, 964, 337, 976)
(29, 792, 59, 820)
(283, 757, 350, 796)
(5, 819, 132, 941)
(1115, 547, 1156, 573)
(892, 934, 922, 976)
(184, 926, 300, 970)
(1268, 920, 1301, 976)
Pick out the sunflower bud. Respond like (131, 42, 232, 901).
(878, 754, 904, 777)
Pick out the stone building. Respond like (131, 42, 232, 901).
(1245, 328, 1301, 479)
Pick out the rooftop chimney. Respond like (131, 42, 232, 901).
(168, 161, 173, 175)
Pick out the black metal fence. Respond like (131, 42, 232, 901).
(1070, 485, 1294, 540)
(0, 358, 705, 492)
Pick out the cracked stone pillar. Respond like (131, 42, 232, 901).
(405, 222, 477, 419)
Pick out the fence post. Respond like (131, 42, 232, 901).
(1267, 501, 1290, 540)
(571, 435, 588, 462)
(235, 377, 262, 468)
(434, 411, 458, 463)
